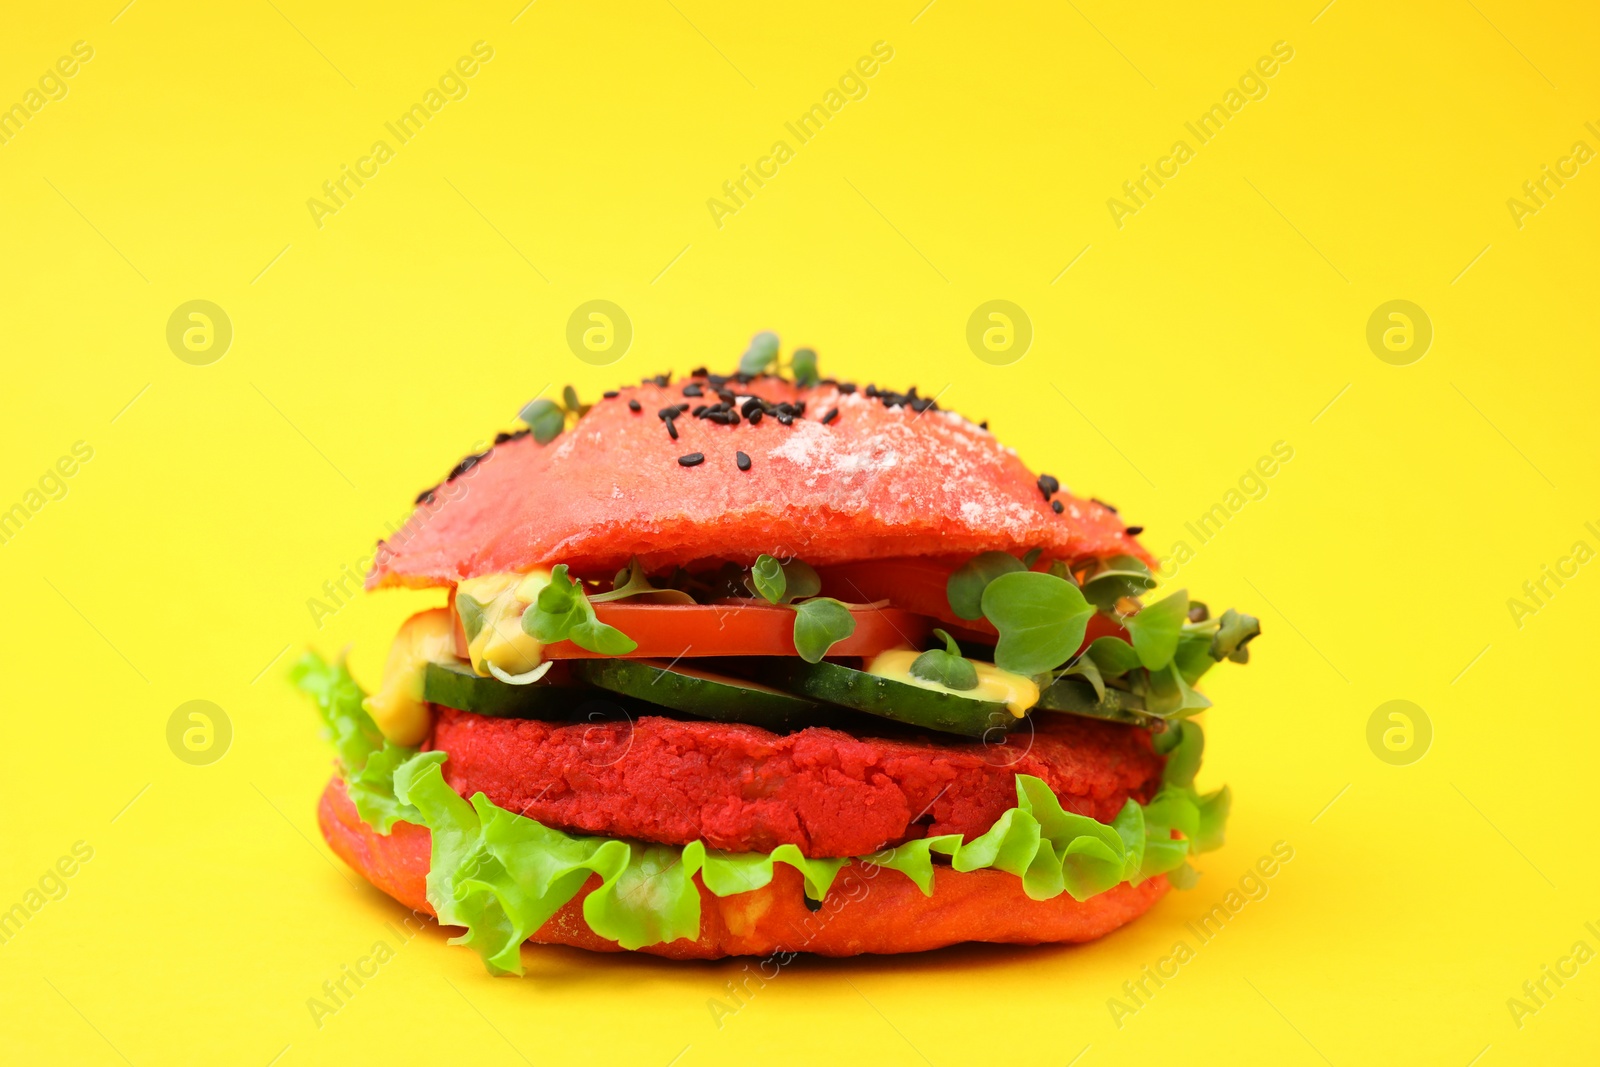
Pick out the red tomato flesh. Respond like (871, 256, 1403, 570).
(449, 598, 931, 660)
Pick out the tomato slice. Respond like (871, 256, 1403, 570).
(816, 558, 1129, 651)
(449, 598, 931, 660)
(818, 558, 968, 629)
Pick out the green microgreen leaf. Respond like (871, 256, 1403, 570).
(789, 597, 855, 663)
(561, 385, 581, 413)
(519, 397, 566, 445)
(750, 553, 786, 604)
(455, 591, 488, 644)
(520, 564, 638, 654)
(1057, 653, 1105, 701)
(1141, 661, 1212, 718)
(1079, 554, 1156, 612)
(779, 558, 820, 601)
(738, 331, 780, 375)
(1123, 589, 1189, 670)
(910, 629, 979, 690)
(790, 347, 819, 386)
(979, 570, 1095, 675)
(947, 550, 1026, 620)
(1086, 635, 1142, 678)
(569, 618, 638, 656)
(1159, 720, 1204, 788)
(1021, 547, 1043, 569)
(590, 558, 695, 605)
(1210, 608, 1262, 664)
(1174, 632, 1217, 686)
(747, 554, 820, 605)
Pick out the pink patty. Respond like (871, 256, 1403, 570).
(429, 708, 1165, 857)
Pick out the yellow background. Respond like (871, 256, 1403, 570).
(2, 1, 1596, 1063)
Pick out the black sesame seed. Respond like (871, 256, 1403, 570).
(653, 374, 670, 387)
(740, 397, 762, 418)
(689, 366, 708, 378)
(1051, 500, 1064, 514)
(1092, 497, 1119, 514)
(979, 420, 989, 430)
(682, 383, 703, 397)
(603, 390, 619, 399)
(414, 487, 438, 505)
(1124, 525, 1144, 536)
(747, 408, 763, 425)
(794, 401, 806, 416)
(1037, 474, 1060, 500)
(776, 413, 794, 426)
(494, 431, 513, 444)
(692, 405, 708, 417)
(666, 418, 679, 440)
(678, 452, 705, 467)
(735, 451, 751, 471)
(838, 383, 857, 395)
(716, 389, 736, 405)
(911, 398, 932, 412)
(822, 407, 839, 425)
(627, 399, 642, 412)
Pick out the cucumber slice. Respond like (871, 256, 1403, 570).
(1035, 676, 1159, 727)
(756, 660, 1015, 739)
(572, 659, 827, 732)
(422, 659, 578, 719)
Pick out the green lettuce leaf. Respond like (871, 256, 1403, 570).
(303, 659, 1230, 973)
(291, 652, 423, 833)
(381, 744, 1230, 974)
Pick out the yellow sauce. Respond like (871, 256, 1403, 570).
(457, 570, 551, 678)
(363, 608, 456, 745)
(865, 649, 1040, 717)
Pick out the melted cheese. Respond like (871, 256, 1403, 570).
(865, 649, 1040, 717)
(363, 608, 456, 744)
(457, 570, 551, 678)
